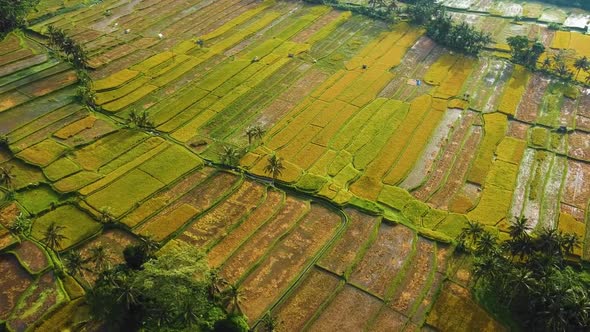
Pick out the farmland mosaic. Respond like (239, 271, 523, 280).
(1, 0, 589, 330)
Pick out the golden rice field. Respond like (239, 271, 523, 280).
(1, 0, 590, 330)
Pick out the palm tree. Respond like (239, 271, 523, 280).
(99, 207, 115, 224)
(552, 50, 565, 65)
(179, 298, 201, 327)
(41, 222, 67, 252)
(561, 233, 579, 255)
(459, 220, 484, 249)
(63, 251, 87, 277)
(472, 254, 500, 286)
(89, 245, 110, 272)
(127, 110, 154, 129)
(208, 269, 228, 301)
(260, 312, 281, 332)
(0, 165, 16, 189)
(476, 231, 498, 256)
(542, 57, 552, 70)
(537, 227, 564, 259)
(219, 146, 240, 166)
(264, 155, 285, 183)
(508, 216, 531, 240)
(555, 62, 572, 79)
(504, 267, 535, 306)
(574, 56, 589, 79)
(223, 284, 244, 314)
(245, 125, 265, 145)
(138, 235, 159, 257)
(504, 235, 533, 261)
(114, 275, 137, 310)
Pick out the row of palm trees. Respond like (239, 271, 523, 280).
(47, 25, 88, 69)
(460, 217, 589, 331)
(218, 124, 286, 184)
(541, 51, 590, 84)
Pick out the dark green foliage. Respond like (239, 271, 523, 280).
(0, 0, 39, 39)
(213, 315, 249, 332)
(47, 25, 88, 69)
(219, 146, 242, 167)
(507, 36, 545, 69)
(126, 110, 155, 130)
(8, 214, 32, 237)
(123, 244, 151, 270)
(41, 222, 68, 251)
(87, 242, 240, 331)
(407, 0, 492, 55)
(0, 166, 16, 189)
(461, 217, 590, 331)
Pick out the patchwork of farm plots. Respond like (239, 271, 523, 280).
(0, 0, 590, 329)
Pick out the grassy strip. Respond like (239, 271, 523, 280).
(121, 169, 214, 228)
(72, 130, 148, 171)
(497, 65, 530, 116)
(466, 113, 508, 185)
(31, 205, 101, 250)
(78, 139, 169, 196)
(85, 169, 165, 217)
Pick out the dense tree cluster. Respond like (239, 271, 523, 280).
(459, 218, 590, 331)
(47, 26, 89, 69)
(406, 0, 492, 55)
(507, 35, 590, 84)
(506, 36, 545, 69)
(0, 0, 39, 39)
(86, 241, 249, 331)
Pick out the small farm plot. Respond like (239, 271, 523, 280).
(31, 204, 102, 251)
(237, 203, 342, 323)
(0, 254, 34, 320)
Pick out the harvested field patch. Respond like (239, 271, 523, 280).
(11, 241, 50, 274)
(239, 203, 342, 322)
(272, 268, 342, 331)
(219, 196, 308, 284)
(350, 223, 415, 298)
(0, 254, 33, 320)
(426, 282, 505, 332)
(318, 208, 380, 276)
(177, 181, 265, 247)
(207, 188, 283, 268)
(307, 285, 382, 332)
(7, 271, 64, 332)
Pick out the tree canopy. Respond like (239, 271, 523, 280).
(407, 0, 492, 55)
(87, 241, 243, 331)
(460, 218, 590, 331)
(507, 35, 545, 69)
(0, 0, 39, 39)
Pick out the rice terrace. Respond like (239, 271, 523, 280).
(1, 0, 590, 330)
